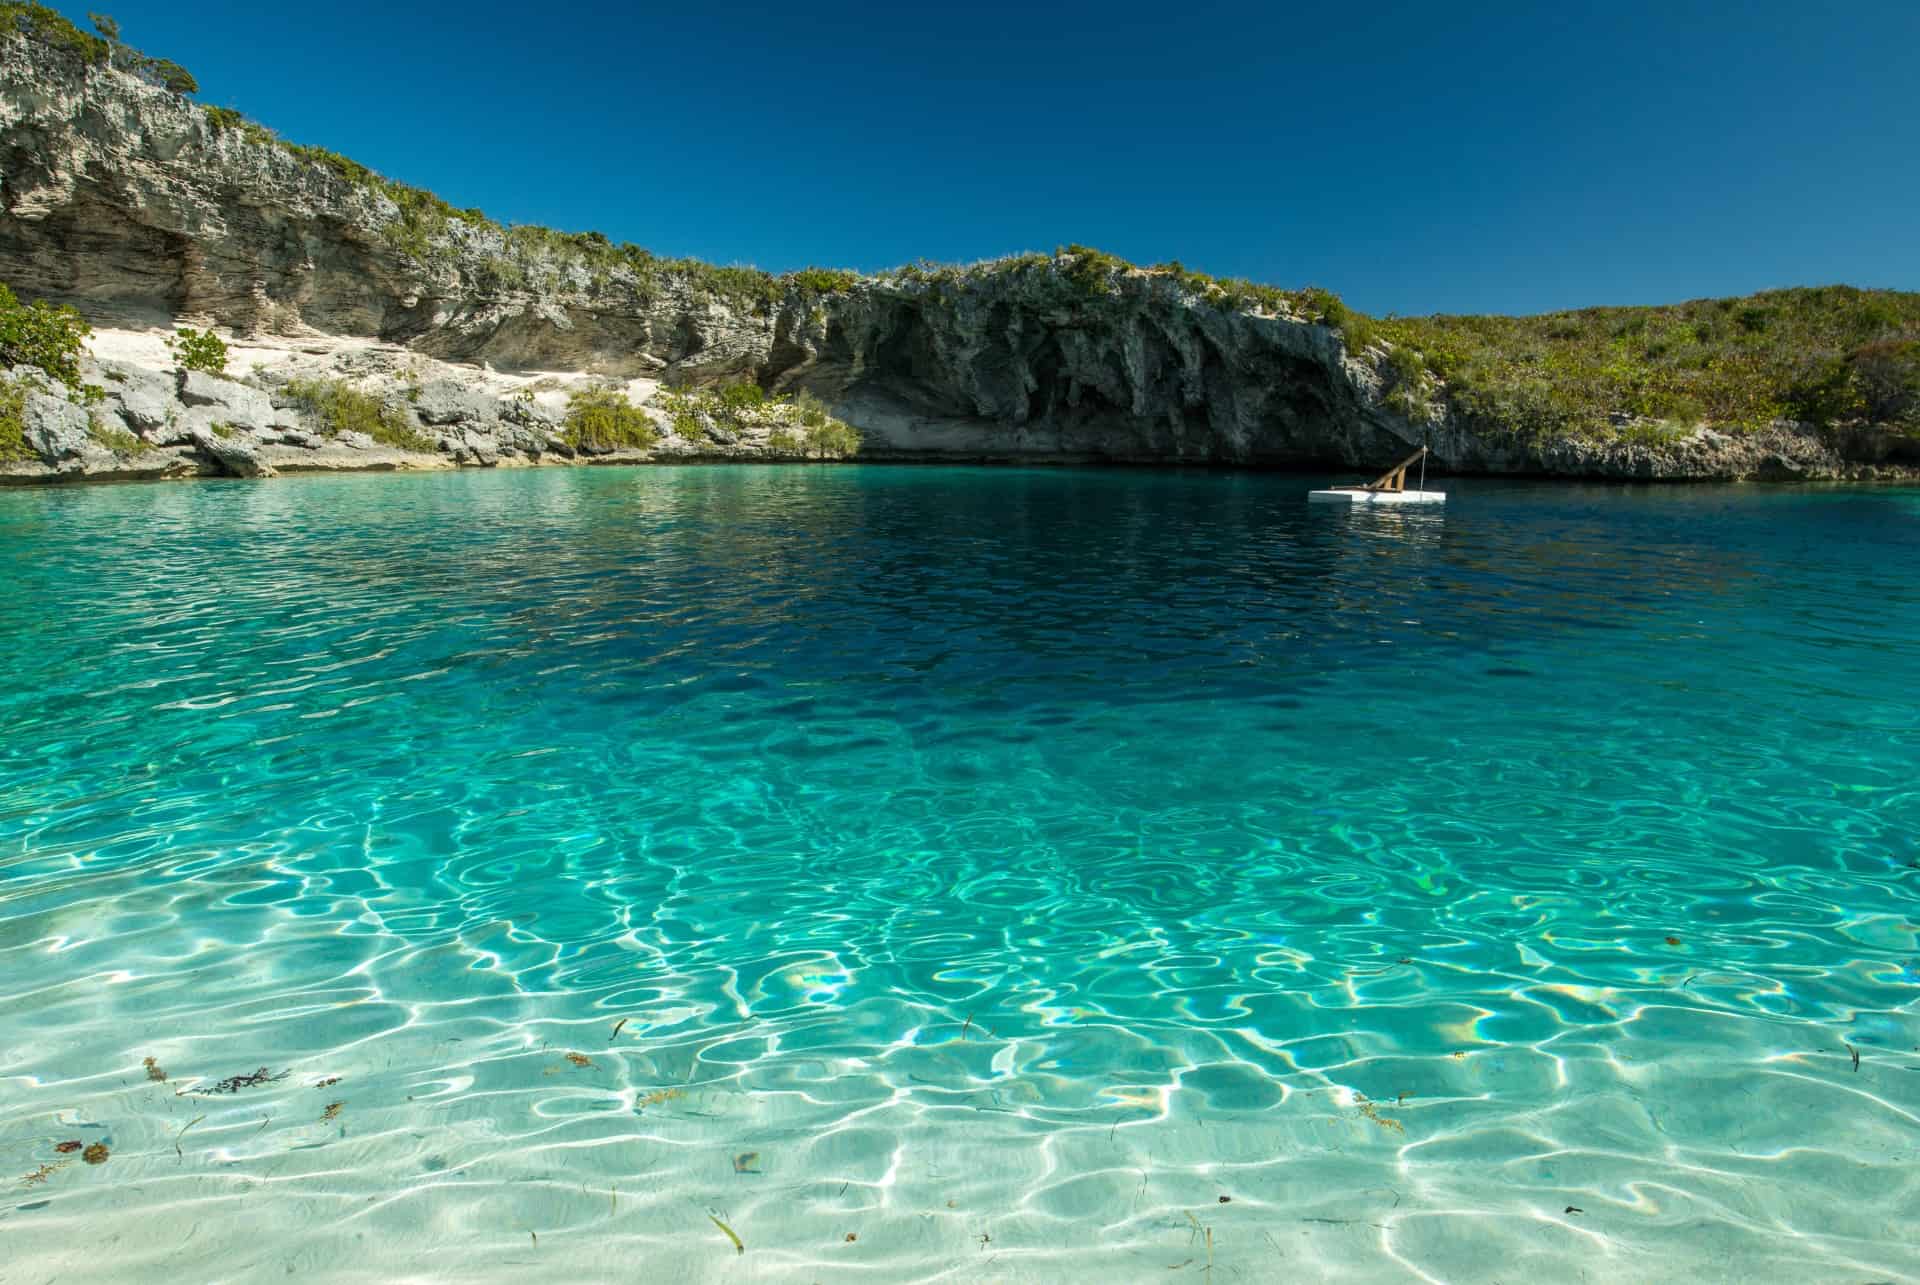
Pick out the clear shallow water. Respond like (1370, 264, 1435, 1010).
(1, 465, 1917, 1283)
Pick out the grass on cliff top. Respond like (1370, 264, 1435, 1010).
(1377, 286, 1920, 439)
(902, 250, 1920, 439)
(2, 3, 197, 91)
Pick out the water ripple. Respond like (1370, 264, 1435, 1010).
(0, 469, 1917, 1280)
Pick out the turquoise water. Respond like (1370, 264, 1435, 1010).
(2, 465, 1917, 1282)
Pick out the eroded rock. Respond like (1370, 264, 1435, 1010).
(414, 380, 498, 426)
(189, 426, 277, 478)
(177, 369, 276, 432)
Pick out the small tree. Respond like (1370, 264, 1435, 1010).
(714, 381, 767, 414)
(564, 385, 659, 451)
(802, 418, 861, 459)
(148, 57, 198, 94)
(0, 283, 92, 387)
(87, 12, 119, 41)
(166, 326, 229, 376)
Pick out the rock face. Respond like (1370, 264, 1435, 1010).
(2, 33, 1915, 482)
(189, 425, 276, 477)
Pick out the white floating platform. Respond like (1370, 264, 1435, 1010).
(1308, 489, 1447, 505)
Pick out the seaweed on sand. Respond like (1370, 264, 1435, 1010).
(708, 1211, 745, 1254)
(174, 1114, 205, 1160)
(192, 1066, 290, 1094)
(1354, 1094, 1405, 1134)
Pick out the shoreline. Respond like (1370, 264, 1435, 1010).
(7, 450, 1918, 492)
(4, 327, 1916, 490)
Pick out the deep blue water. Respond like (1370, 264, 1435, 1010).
(2, 466, 1917, 1281)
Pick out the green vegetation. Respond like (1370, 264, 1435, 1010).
(800, 417, 861, 458)
(477, 256, 526, 291)
(1, 1, 109, 63)
(2, 4, 197, 91)
(898, 249, 1380, 358)
(900, 251, 1920, 439)
(281, 377, 435, 450)
(659, 383, 862, 458)
(657, 388, 712, 442)
(563, 385, 659, 452)
(0, 282, 91, 387)
(1059, 244, 1129, 297)
(165, 326, 228, 376)
(88, 415, 140, 453)
(714, 381, 767, 414)
(790, 389, 859, 454)
(1375, 286, 1920, 439)
(1788, 336, 1920, 428)
(482, 227, 780, 311)
(0, 379, 28, 463)
(786, 267, 859, 295)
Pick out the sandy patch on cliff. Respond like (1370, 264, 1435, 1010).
(86, 325, 660, 416)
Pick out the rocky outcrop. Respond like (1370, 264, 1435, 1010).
(2, 33, 1915, 482)
(0, 341, 850, 483)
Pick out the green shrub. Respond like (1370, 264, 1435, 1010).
(714, 381, 767, 413)
(787, 267, 859, 294)
(765, 428, 801, 455)
(801, 418, 861, 458)
(563, 385, 658, 451)
(0, 379, 29, 463)
(282, 377, 434, 450)
(1849, 338, 1920, 425)
(143, 56, 194, 93)
(1619, 419, 1690, 447)
(202, 104, 243, 132)
(89, 415, 141, 453)
(1784, 355, 1854, 426)
(792, 389, 831, 429)
(657, 389, 711, 441)
(1058, 244, 1130, 298)
(208, 420, 234, 438)
(166, 326, 228, 376)
(0, 283, 91, 388)
(477, 256, 526, 291)
(1, 1, 110, 63)
(383, 185, 454, 261)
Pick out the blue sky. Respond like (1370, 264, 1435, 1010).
(55, 0, 1920, 316)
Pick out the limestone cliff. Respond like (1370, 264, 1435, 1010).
(3, 31, 1912, 482)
